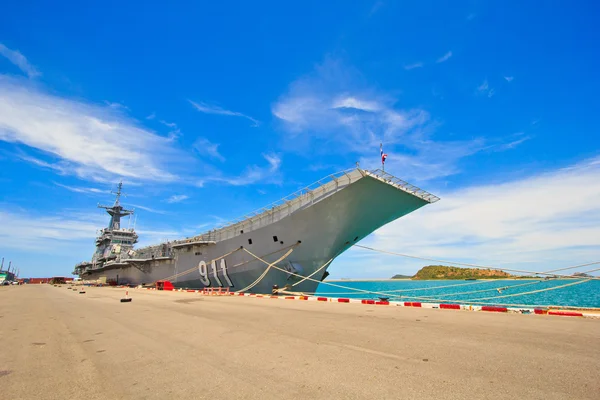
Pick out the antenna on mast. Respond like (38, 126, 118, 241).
(111, 180, 125, 206)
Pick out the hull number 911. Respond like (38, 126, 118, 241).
(198, 259, 233, 287)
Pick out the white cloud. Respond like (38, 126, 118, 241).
(504, 76, 514, 82)
(0, 208, 103, 253)
(492, 135, 531, 151)
(160, 120, 177, 128)
(0, 43, 40, 78)
(146, 112, 156, 120)
(477, 79, 495, 98)
(166, 194, 189, 203)
(54, 182, 108, 195)
(332, 96, 381, 112)
(189, 100, 260, 127)
(272, 58, 486, 182)
(205, 153, 282, 186)
(436, 51, 452, 63)
(404, 62, 423, 70)
(0, 76, 187, 183)
(104, 101, 129, 111)
(339, 156, 600, 277)
(194, 137, 225, 162)
(126, 204, 168, 215)
(0, 206, 181, 261)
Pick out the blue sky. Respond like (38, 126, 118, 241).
(1, 1, 599, 278)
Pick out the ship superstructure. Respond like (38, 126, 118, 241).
(75, 182, 139, 274)
(74, 167, 439, 292)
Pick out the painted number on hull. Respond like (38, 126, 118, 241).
(198, 261, 210, 286)
(197, 259, 233, 287)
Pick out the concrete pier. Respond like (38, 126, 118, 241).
(0, 285, 598, 399)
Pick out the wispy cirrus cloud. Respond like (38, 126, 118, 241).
(0, 206, 180, 260)
(504, 76, 514, 82)
(337, 156, 600, 278)
(126, 203, 168, 215)
(0, 207, 104, 253)
(404, 62, 423, 70)
(436, 51, 452, 63)
(104, 101, 129, 111)
(0, 76, 188, 183)
(159, 120, 177, 128)
(194, 137, 225, 162)
(166, 194, 189, 203)
(0, 43, 40, 78)
(477, 79, 495, 98)
(54, 182, 108, 195)
(198, 153, 282, 186)
(159, 120, 181, 141)
(272, 58, 487, 182)
(189, 100, 260, 127)
(491, 133, 531, 152)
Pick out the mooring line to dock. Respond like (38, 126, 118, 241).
(353, 244, 600, 280)
(464, 278, 592, 301)
(242, 248, 408, 298)
(291, 257, 336, 287)
(380, 279, 499, 293)
(310, 279, 539, 297)
(230, 244, 298, 270)
(387, 268, 599, 303)
(306, 279, 501, 295)
(408, 280, 543, 298)
(391, 279, 592, 305)
(241, 249, 599, 308)
(235, 245, 298, 293)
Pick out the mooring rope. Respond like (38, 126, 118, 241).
(412, 280, 543, 298)
(353, 244, 600, 280)
(242, 248, 404, 297)
(150, 240, 597, 310)
(389, 278, 592, 303)
(464, 279, 591, 301)
(241, 247, 600, 309)
(291, 256, 335, 287)
(309, 280, 541, 297)
(235, 246, 298, 293)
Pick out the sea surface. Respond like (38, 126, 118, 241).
(314, 279, 600, 308)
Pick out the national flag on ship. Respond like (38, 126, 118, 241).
(380, 143, 387, 164)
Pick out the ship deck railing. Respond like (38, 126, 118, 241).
(73, 167, 441, 267)
(173, 167, 440, 245)
(365, 169, 440, 203)
(174, 168, 358, 245)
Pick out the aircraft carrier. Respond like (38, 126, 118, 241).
(74, 167, 439, 293)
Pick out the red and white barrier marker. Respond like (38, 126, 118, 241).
(120, 290, 132, 303)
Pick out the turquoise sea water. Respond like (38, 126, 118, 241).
(314, 279, 600, 308)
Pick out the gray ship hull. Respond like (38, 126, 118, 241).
(79, 169, 438, 294)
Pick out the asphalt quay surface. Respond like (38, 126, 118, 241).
(0, 285, 598, 400)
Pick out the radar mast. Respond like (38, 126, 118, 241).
(98, 181, 134, 230)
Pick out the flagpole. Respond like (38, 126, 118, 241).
(380, 142, 384, 172)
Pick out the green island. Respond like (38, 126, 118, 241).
(391, 265, 513, 280)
